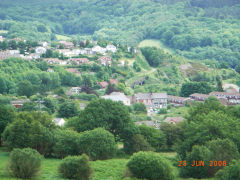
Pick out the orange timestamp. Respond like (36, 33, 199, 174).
(178, 160, 227, 167)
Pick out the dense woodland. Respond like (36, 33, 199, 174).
(0, 0, 239, 67)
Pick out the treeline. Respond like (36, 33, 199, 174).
(0, 0, 239, 68)
(191, 0, 240, 8)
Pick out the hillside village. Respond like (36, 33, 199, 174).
(1, 36, 240, 129)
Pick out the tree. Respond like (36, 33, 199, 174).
(207, 138, 239, 176)
(58, 101, 79, 118)
(0, 77, 7, 94)
(19, 102, 37, 112)
(180, 82, 213, 97)
(105, 83, 118, 95)
(133, 103, 147, 113)
(139, 125, 166, 151)
(127, 151, 176, 180)
(0, 105, 14, 146)
(67, 99, 131, 137)
(235, 64, 240, 74)
(176, 98, 240, 160)
(216, 160, 240, 180)
(58, 154, 93, 180)
(8, 148, 42, 179)
(2, 112, 56, 156)
(17, 80, 37, 97)
(129, 134, 155, 154)
(160, 122, 184, 149)
(53, 129, 80, 158)
(181, 145, 212, 178)
(78, 128, 117, 160)
(8, 40, 17, 49)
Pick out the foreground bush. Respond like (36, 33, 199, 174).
(127, 151, 176, 180)
(215, 160, 240, 180)
(8, 148, 42, 179)
(78, 128, 117, 160)
(59, 154, 93, 180)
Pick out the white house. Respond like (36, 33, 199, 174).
(40, 41, 48, 48)
(53, 118, 66, 126)
(92, 45, 106, 54)
(9, 50, 20, 55)
(106, 44, 117, 53)
(35, 47, 47, 54)
(102, 92, 131, 106)
(69, 87, 82, 94)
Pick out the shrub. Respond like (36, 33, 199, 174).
(180, 145, 212, 178)
(130, 134, 155, 153)
(139, 125, 166, 151)
(59, 154, 93, 180)
(207, 138, 239, 176)
(2, 113, 56, 156)
(127, 151, 176, 180)
(53, 129, 80, 158)
(8, 148, 42, 179)
(158, 108, 167, 114)
(133, 103, 147, 113)
(215, 160, 240, 180)
(78, 128, 117, 160)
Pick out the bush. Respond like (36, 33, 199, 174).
(215, 160, 240, 180)
(130, 134, 155, 153)
(207, 138, 239, 176)
(180, 145, 212, 178)
(53, 129, 80, 158)
(127, 151, 176, 180)
(2, 112, 56, 156)
(133, 103, 147, 113)
(158, 108, 167, 114)
(139, 125, 166, 151)
(8, 148, 42, 179)
(59, 154, 93, 180)
(78, 128, 117, 160)
(71, 93, 97, 101)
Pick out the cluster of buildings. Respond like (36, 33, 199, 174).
(99, 90, 240, 111)
(43, 55, 112, 67)
(0, 37, 118, 61)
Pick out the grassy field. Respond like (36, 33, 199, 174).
(56, 34, 71, 41)
(0, 149, 137, 180)
(0, 30, 8, 34)
(139, 39, 175, 54)
(0, 149, 216, 180)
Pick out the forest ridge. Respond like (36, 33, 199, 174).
(0, 0, 240, 66)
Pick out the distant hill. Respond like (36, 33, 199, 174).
(191, 0, 240, 8)
(0, 0, 239, 67)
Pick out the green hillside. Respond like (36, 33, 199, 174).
(0, 0, 239, 66)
